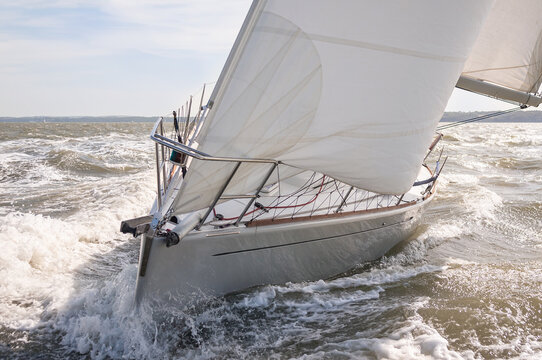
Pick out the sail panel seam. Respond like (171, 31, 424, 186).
(463, 61, 542, 74)
(306, 33, 465, 63)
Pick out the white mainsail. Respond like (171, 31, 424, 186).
(459, 0, 542, 105)
(171, 0, 494, 215)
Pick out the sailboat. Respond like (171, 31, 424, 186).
(121, 0, 542, 303)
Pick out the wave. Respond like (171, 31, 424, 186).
(492, 157, 542, 171)
(46, 148, 141, 175)
(2, 121, 542, 359)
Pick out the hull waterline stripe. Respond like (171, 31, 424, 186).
(212, 216, 414, 257)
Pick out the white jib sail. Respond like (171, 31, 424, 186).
(462, 0, 542, 95)
(171, 0, 495, 215)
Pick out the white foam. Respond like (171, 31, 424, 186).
(0, 169, 154, 330)
(55, 266, 158, 359)
(299, 301, 466, 360)
(442, 173, 480, 186)
(443, 257, 478, 266)
(463, 186, 502, 220)
(2, 122, 542, 359)
(238, 287, 277, 308)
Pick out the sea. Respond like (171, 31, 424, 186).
(0, 120, 541, 359)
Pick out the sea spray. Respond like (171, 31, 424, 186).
(1, 122, 542, 359)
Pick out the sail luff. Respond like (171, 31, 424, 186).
(202, 0, 265, 114)
(185, 1, 266, 148)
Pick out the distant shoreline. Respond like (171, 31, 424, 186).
(0, 116, 158, 123)
(1, 111, 542, 123)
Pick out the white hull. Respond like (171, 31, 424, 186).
(135, 192, 432, 303)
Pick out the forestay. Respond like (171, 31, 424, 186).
(171, 0, 494, 215)
(461, 0, 542, 95)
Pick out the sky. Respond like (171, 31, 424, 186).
(0, 0, 514, 117)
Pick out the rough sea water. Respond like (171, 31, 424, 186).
(0, 121, 541, 359)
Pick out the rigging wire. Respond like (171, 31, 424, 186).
(217, 176, 327, 221)
(436, 105, 526, 131)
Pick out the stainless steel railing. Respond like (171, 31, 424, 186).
(150, 116, 279, 228)
(150, 115, 441, 230)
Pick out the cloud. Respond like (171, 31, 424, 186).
(95, 0, 251, 53)
(0, 0, 252, 70)
(0, 38, 108, 68)
(0, 1, 252, 115)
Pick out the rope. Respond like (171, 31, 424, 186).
(436, 106, 525, 131)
